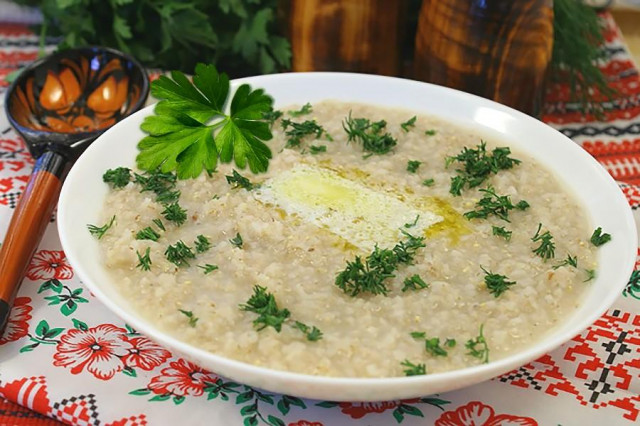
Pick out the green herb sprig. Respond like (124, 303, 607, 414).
(165, 240, 195, 267)
(481, 266, 516, 297)
(446, 142, 521, 196)
(226, 170, 255, 190)
(401, 360, 426, 376)
(590, 227, 611, 247)
(402, 274, 429, 292)
(466, 324, 489, 363)
(136, 247, 152, 271)
(407, 160, 421, 173)
(401, 116, 417, 132)
(87, 215, 116, 239)
(342, 112, 397, 157)
(179, 309, 199, 327)
(137, 64, 274, 178)
(136, 227, 160, 242)
(288, 103, 312, 117)
(162, 202, 187, 226)
(463, 186, 528, 222)
(281, 119, 329, 148)
(532, 223, 555, 260)
(103, 167, 131, 188)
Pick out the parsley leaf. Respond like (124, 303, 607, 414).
(137, 64, 274, 178)
(590, 227, 612, 246)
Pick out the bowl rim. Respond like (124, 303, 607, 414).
(58, 71, 638, 401)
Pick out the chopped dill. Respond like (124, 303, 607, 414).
(198, 264, 219, 274)
(87, 215, 116, 239)
(402, 274, 429, 292)
(492, 226, 512, 241)
(293, 321, 324, 341)
(152, 218, 165, 231)
(102, 167, 131, 188)
(425, 129, 437, 136)
(404, 215, 420, 228)
(136, 247, 152, 271)
(135, 227, 160, 242)
(553, 254, 578, 270)
(240, 285, 291, 332)
(229, 233, 244, 249)
(281, 118, 328, 148)
(481, 266, 516, 297)
(464, 186, 527, 222)
(309, 145, 327, 155)
(165, 240, 195, 267)
(288, 102, 313, 117)
(134, 170, 180, 203)
(194, 235, 211, 253)
(422, 178, 435, 186)
(161, 202, 187, 226)
(531, 223, 555, 260)
(342, 112, 397, 156)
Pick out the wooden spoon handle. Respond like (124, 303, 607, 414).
(0, 151, 70, 332)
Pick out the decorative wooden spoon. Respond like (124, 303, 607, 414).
(1, 47, 149, 332)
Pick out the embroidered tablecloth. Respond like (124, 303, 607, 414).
(1, 11, 640, 426)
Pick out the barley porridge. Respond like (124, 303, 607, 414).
(97, 101, 598, 378)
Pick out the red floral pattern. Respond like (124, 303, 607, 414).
(338, 400, 418, 419)
(0, 297, 32, 345)
(147, 358, 218, 397)
(122, 336, 171, 371)
(53, 324, 132, 380)
(26, 250, 74, 281)
(435, 401, 537, 426)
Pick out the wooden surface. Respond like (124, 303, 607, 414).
(413, 0, 553, 115)
(286, 0, 406, 75)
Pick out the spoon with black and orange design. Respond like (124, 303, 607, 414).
(0, 47, 149, 332)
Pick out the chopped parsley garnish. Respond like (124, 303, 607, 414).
(407, 160, 421, 173)
(229, 233, 244, 248)
(225, 169, 255, 190)
(240, 285, 291, 332)
(410, 331, 426, 340)
(553, 254, 578, 270)
(152, 218, 166, 231)
(161, 202, 187, 226)
(531, 223, 555, 260)
(404, 215, 420, 228)
(590, 227, 612, 246)
(425, 337, 448, 357)
(281, 119, 328, 148)
(288, 102, 313, 117)
(309, 145, 327, 154)
(134, 170, 180, 203)
(263, 108, 283, 126)
(342, 112, 397, 156)
(87, 215, 116, 239)
(402, 274, 429, 292)
(136, 227, 160, 242)
(103, 167, 131, 188)
(445, 338, 456, 348)
(466, 324, 489, 363)
(492, 226, 512, 241)
(165, 240, 195, 267)
(401, 360, 426, 376)
(335, 232, 426, 296)
(293, 321, 324, 341)
(584, 269, 596, 282)
(446, 141, 521, 196)
(481, 266, 516, 297)
(179, 309, 198, 327)
(198, 264, 219, 274)
(401, 116, 417, 132)
(194, 235, 211, 253)
(463, 186, 528, 222)
(425, 129, 437, 136)
(136, 247, 152, 271)
(137, 63, 274, 178)
(422, 178, 435, 186)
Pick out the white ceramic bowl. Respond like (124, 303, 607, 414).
(58, 72, 637, 402)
